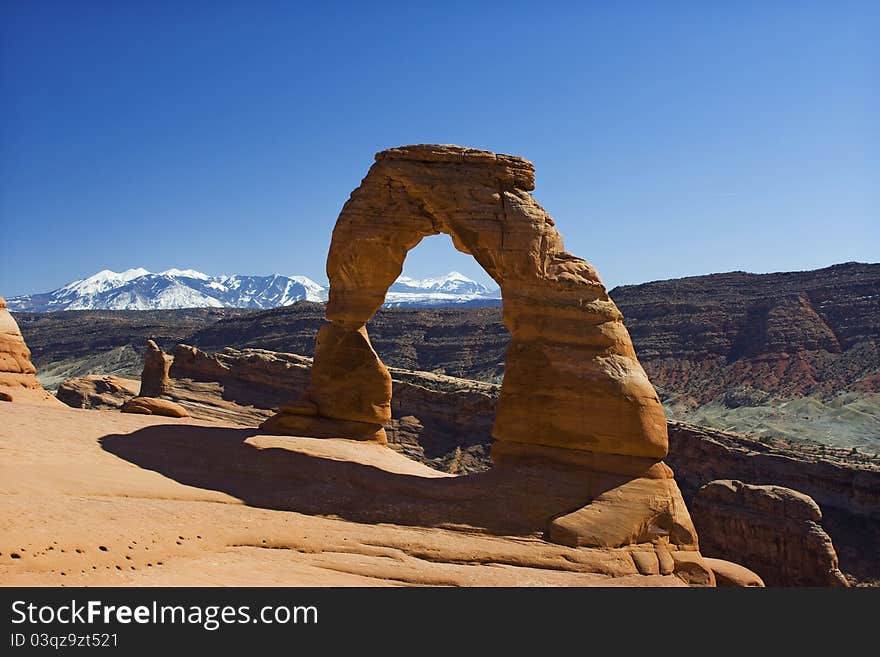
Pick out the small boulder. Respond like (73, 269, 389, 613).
(122, 396, 189, 418)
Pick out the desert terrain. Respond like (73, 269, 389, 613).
(2, 400, 701, 587)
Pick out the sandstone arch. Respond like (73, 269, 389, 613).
(262, 144, 699, 552)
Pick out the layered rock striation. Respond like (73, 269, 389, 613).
(0, 294, 58, 403)
(139, 339, 172, 397)
(609, 263, 880, 404)
(692, 480, 848, 586)
(57, 374, 140, 410)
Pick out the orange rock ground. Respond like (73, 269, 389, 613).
(0, 402, 693, 586)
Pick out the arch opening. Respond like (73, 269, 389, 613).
(367, 233, 508, 473)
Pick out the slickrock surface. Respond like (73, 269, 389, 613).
(692, 480, 848, 587)
(0, 294, 60, 404)
(263, 144, 699, 553)
(0, 401, 727, 586)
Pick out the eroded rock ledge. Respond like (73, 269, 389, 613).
(692, 480, 847, 586)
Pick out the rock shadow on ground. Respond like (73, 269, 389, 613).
(99, 423, 636, 539)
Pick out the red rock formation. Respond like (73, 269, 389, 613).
(692, 480, 848, 586)
(139, 339, 172, 397)
(170, 344, 234, 381)
(261, 144, 699, 557)
(57, 374, 139, 409)
(666, 421, 880, 520)
(0, 294, 58, 404)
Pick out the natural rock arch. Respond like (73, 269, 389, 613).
(263, 144, 698, 552)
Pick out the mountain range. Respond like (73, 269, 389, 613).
(8, 268, 501, 312)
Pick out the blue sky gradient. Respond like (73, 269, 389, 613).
(2, 1, 877, 295)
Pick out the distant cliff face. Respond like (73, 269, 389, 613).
(22, 262, 876, 394)
(186, 304, 510, 384)
(608, 262, 880, 402)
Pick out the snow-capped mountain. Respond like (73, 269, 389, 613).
(8, 269, 328, 311)
(8, 269, 501, 311)
(384, 271, 500, 307)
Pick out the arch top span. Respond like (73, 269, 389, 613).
(261, 144, 700, 552)
(324, 144, 610, 329)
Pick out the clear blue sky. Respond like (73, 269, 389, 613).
(2, 1, 877, 296)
